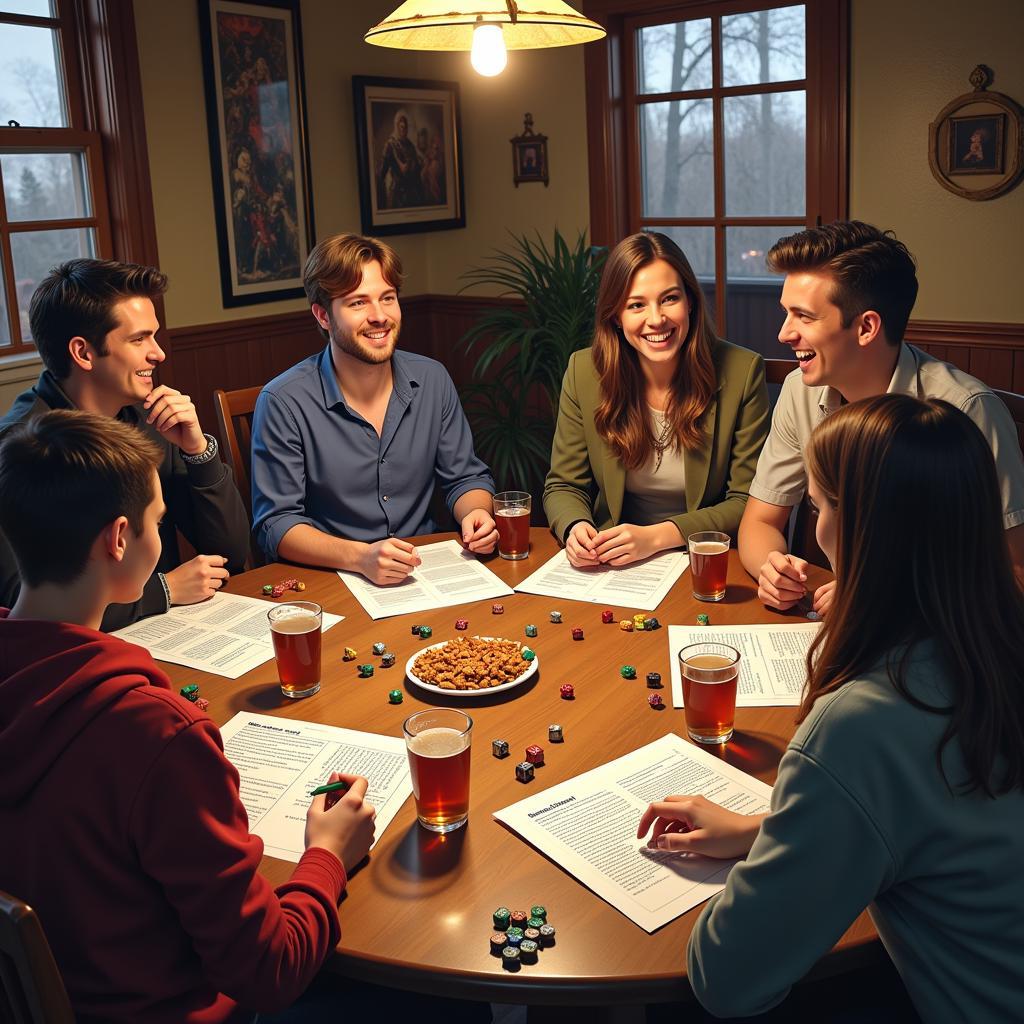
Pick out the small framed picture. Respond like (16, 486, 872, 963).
(511, 114, 549, 187)
(352, 76, 465, 236)
(948, 113, 1006, 175)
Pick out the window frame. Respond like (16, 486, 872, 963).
(0, 0, 159, 358)
(583, 0, 848, 332)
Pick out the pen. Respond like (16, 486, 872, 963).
(309, 780, 349, 797)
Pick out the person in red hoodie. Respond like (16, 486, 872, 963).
(0, 409, 377, 1023)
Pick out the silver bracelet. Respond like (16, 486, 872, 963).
(180, 433, 218, 465)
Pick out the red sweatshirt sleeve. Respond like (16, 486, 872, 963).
(128, 718, 347, 1013)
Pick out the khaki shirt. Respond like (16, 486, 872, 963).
(749, 343, 1024, 529)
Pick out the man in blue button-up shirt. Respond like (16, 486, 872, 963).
(251, 234, 498, 585)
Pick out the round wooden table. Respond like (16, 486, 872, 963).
(162, 529, 878, 1008)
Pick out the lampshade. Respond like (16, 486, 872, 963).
(364, 1, 606, 51)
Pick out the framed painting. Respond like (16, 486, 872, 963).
(198, 0, 315, 307)
(352, 76, 465, 236)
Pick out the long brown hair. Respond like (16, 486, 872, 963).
(592, 232, 716, 469)
(799, 395, 1024, 795)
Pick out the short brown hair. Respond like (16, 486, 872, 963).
(767, 221, 918, 345)
(29, 258, 168, 379)
(0, 410, 163, 587)
(302, 234, 403, 340)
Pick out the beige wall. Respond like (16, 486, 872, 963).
(134, 0, 590, 328)
(849, 0, 1024, 322)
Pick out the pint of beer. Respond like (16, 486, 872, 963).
(267, 601, 322, 699)
(678, 643, 740, 745)
(403, 708, 473, 833)
(687, 531, 730, 602)
(494, 491, 531, 560)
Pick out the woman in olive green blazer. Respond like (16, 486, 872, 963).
(543, 233, 769, 567)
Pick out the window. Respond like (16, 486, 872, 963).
(0, 0, 112, 356)
(585, 0, 848, 356)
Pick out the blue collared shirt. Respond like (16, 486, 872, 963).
(251, 346, 495, 558)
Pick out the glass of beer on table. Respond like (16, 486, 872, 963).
(687, 531, 730, 601)
(679, 643, 740, 745)
(267, 601, 322, 699)
(493, 490, 531, 560)
(403, 708, 473, 833)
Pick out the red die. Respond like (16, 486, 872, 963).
(525, 745, 544, 765)
(571, 627, 584, 641)
(271, 585, 287, 598)
(648, 693, 664, 708)
(455, 618, 469, 630)
(194, 697, 210, 711)
(601, 609, 615, 624)
(492, 603, 504, 614)
(560, 683, 575, 700)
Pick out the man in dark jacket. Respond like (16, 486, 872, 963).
(0, 258, 249, 630)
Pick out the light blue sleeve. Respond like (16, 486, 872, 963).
(687, 747, 896, 1017)
(433, 367, 495, 515)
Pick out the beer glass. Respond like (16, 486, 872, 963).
(687, 531, 730, 601)
(267, 601, 322, 698)
(403, 708, 473, 833)
(493, 491, 531, 560)
(678, 643, 740, 745)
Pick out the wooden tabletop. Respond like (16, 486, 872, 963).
(161, 529, 879, 1005)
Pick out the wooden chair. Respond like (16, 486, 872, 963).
(993, 387, 1024, 453)
(213, 386, 262, 519)
(0, 891, 73, 1024)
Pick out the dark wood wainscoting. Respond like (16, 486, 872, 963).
(163, 299, 1024, 455)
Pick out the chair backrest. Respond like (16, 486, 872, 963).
(993, 387, 1024, 453)
(213, 386, 262, 517)
(762, 357, 797, 386)
(0, 891, 73, 1024)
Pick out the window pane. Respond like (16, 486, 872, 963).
(0, 24, 66, 127)
(640, 99, 713, 218)
(725, 226, 788, 356)
(0, 270, 11, 346)
(2, 152, 90, 221)
(643, 226, 715, 316)
(0, 2, 55, 14)
(724, 90, 805, 216)
(11, 227, 95, 340)
(722, 5, 805, 87)
(638, 19, 712, 94)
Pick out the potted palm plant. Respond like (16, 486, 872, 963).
(458, 230, 606, 503)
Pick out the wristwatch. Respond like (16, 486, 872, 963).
(180, 433, 218, 465)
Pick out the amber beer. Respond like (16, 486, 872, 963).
(679, 643, 740, 745)
(403, 709, 473, 833)
(267, 601, 322, 699)
(493, 491, 531, 560)
(688, 531, 731, 602)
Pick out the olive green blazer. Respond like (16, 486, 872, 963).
(542, 341, 769, 544)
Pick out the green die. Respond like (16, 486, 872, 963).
(179, 683, 200, 702)
(620, 665, 637, 680)
(521, 647, 536, 661)
(358, 664, 374, 678)
(418, 625, 433, 639)
(388, 689, 403, 704)
(696, 613, 710, 626)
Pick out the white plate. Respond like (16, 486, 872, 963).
(404, 636, 539, 698)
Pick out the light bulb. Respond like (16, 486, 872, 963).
(470, 23, 507, 76)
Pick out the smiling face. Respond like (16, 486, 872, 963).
(777, 271, 865, 389)
(322, 259, 401, 365)
(85, 296, 164, 407)
(617, 259, 690, 372)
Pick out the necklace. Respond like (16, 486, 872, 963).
(651, 411, 673, 472)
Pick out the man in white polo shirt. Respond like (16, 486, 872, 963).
(739, 221, 1024, 614)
